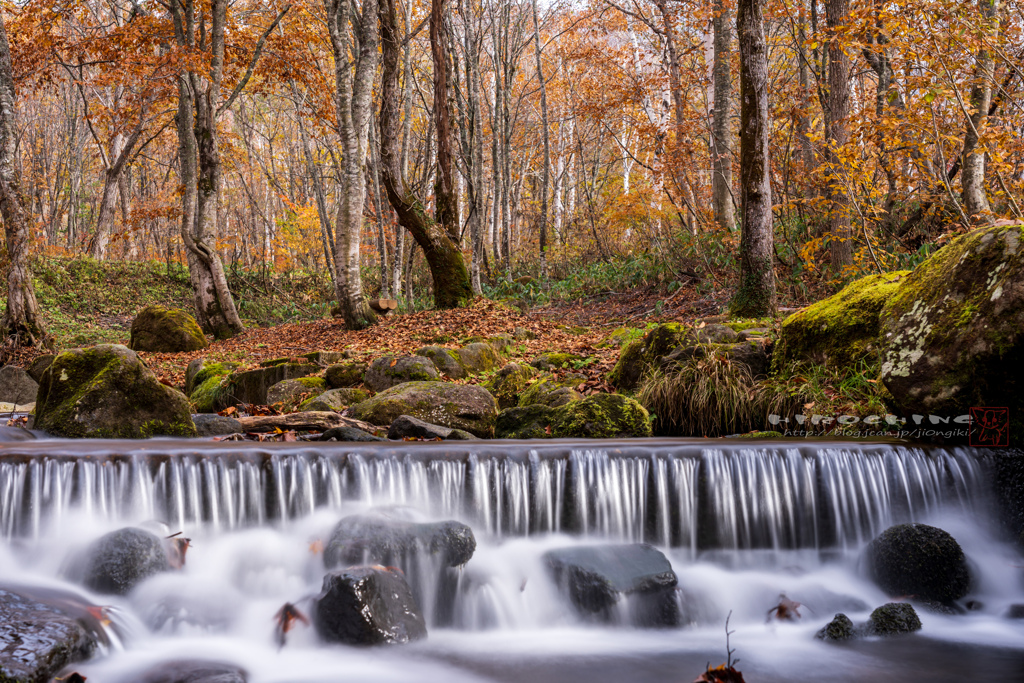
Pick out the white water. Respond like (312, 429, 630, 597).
(0, 439, 1021, 682)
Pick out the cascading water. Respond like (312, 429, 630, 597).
(0, 436, 1021, 683)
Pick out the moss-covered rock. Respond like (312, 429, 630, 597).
(815, 613, 855, 641)
(129, 304, 208, 353)
(457, 342, 502, 374)
(608, 323, 691, 390)
(188, 362, 237, 413)
(267, 377, 328, 411)
(867, 602, 922, 636)
(325, 361, 368, 388)
(495, 404, 556, 439)
(26, 354, 55, 383)
(485, 363, 540, 409)
(863, 523, 971, 604)
(350, 381, 497, 437)
(185, 358, 238, 396)
(416, 346, 467, 379)
(773, 272, 909, 372)
(879, 225, 1024, 435)
(364, 355, 439, 392)
(35, 345, 196, 438)
(487, 334, 515, 355)
(549, 393, 652, 438)
(300, 387, 370, 412)
(530, 352, 581, 371)
(260, 351, 348, 368)
(519, 374, 584, 408)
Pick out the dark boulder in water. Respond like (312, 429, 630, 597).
(864, 523, 971, 604)
(323, 514, 475, 570)
(313, 567, 427, 645)
(544, 544, 679, 627)
(137, 659, 247, 682)
(815, 613, 855, 641)
(80, 527, 172, 595)
(0, 588, 99, 682)
(867, 602, 922, 636)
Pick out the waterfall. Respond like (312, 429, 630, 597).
(0, 440, 988, 550)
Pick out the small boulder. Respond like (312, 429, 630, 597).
(519, 374, 584, 408)
(186, 361, 238, 413)
(79, 527, 172, 595)
(387, 415, 475, 441)
(266, 377, 328, 410)
(867, 602, 922, 636)
(0, 365, 38, 405)
(495, 404, 556, 439)
(192, 414, 242, 437)
(530, 352, 581, 371)
(364, 355, 439, 392)
(35, 345, 196, 438)
(314, 567, 427, 645)
(456, 343, 501, 374)
(815, 613, 855, 641)
(350, 381, 497, 437)
(864, 523, 971, 605)
(129, 304, 208, 353)
(319, 426, 385, 442)
(550, 393, 652, 438)
(1005, 604, 1024, 619)
(544, 544, 679, 626)
(485, 363, 540, 410)
(299, 388, 370, 412)
(0, 589, 98, 682)
(415, 346, 466, 379)
(138, 660, 247, 683)
(609, 323, 691, 390)
(26, 354, 55, 383)
(487, 334, 515, 354)
(325, 361, 368, 388)
(323, 514, 476, 570)
(513, 326, 536, 340)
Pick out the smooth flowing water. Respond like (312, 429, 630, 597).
(0, 436, 1021, 682)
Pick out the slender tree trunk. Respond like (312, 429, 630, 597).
(962, 0, 998, 222)
(0, 16, 46, 347)
(531, 0, 550, 275)
(712, 0, 737, 231)
(731, 0, 776, 317)
(824, 0, 852, 270)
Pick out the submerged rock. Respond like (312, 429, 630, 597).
(0, 588, 98, 682)
(815, 613, 855, 641)
(137, 659, 247, 683)
(129, 304, 208, 353)
(544, 544, 679, 627)
(313, 567, 427, 645)
(34, 345, 196, 438)
(864, 523, 971, 604)
(364, 355, 439, 392)
(323, 514, 475, 570)
(350, 381, 497, 437)
(867, 602, 922, 636)
(79, 527, 172, 595)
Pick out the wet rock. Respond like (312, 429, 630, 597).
(544, 544, 679, 627)
(323, 514, 476, 570)
(1005, 604, 1024, 619)
(319, 426, 385, 442)
(879, 225, 1024, 438)
(350, 381, 497, 437)
(364, 355, 439, 392)
(299, 388, 369, 412)
(192, 414, 242, 437)
(324, 361, 368, 388)
(313, 567, 427, 645)
(266, 377, 327, 410)
(138, 660, 247, 683)
(129, 304, 209, 352)
(387, 415, 475, 441)
(485, 363, 540, 410)
(866, 602, 922, 636)
(0, 588, 98, 682)
(79, 527, 172, 595)
(26, 354, 55, 383)
(0, 365, 38, 405)
(864, 523, 971, 605)
(35, 345, 196, 438)
(815, 613, 855, 641)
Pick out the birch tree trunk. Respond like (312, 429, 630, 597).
(0, 16, 46, 346)
(731, 0, 776, 317)
(962, 0, 997, 222)
(326, 0, 379, 329)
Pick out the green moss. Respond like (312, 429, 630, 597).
(608, 323, 690, 390)
(189, 362, 234, 393)
(531, 352, 579, 370)
(485, 363, 539, 409)
(550, 393, 652, 438)
(739, 430, 784, 438)
(495, 405, 556, 439)
(773, 271, 910, 373)
(190, 374, 231, 413)
(519, 375, 582, 408)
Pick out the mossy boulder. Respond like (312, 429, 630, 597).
(863, 523, 971, 605)
(519, 374, 584, 408)
(129, 304, 208, 353)
(485, 363, 540, 409)
(300, 387, 370, 412)
(879, 225, 1024, 434)
(487, 334, 515, 354)
(773, 272, 909, 372)
(186, 361, 238, 413)
(350, 381, 497, 437)
(530, 352, 581, 371)
(416, 346, 467, 379)
(867, 602, 922, 636)
(457, 342, 502, 374)
(550, 393, 652, 438)
(609, 323, 691, 390)
(662, 340, 770, 379)
(35, 345, 196, 438)
(267, 377, 328, 410)
(185, 358, 237, 396)
(495, 404, 556, 439)
(225, 363, 320, 407)
(815, 613, 856, 641)
(325, 362, 368, 388)
(364, 355, 439, 392)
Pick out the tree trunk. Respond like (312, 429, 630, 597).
(0, 16, 46, 347)
(824, 0, 852, 270)
(327, 0, 379, 329)
(712, 0, 737, 231)
(378, 0, 472, 309)
(531, 0, 550, 275)
(962, 0, 998, 222)
(731, 0, 776, 317)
